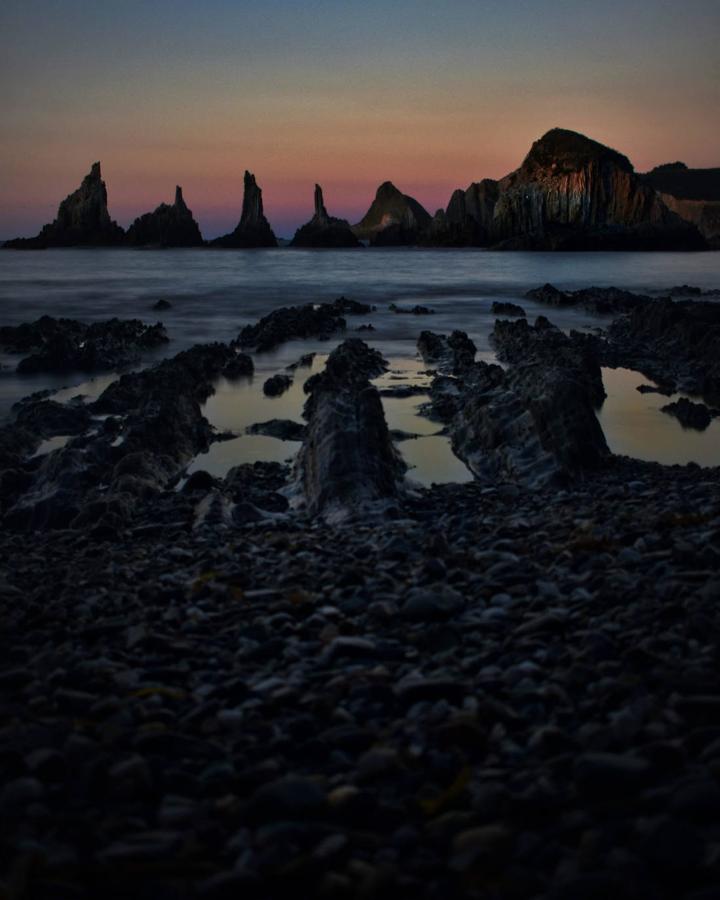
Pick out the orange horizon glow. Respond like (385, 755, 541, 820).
(2, 1, 718, 239)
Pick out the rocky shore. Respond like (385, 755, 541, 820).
(1, 286, 719, 899)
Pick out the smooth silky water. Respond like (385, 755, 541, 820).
(1, 248, 719, 477)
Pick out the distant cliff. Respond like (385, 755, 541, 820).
(4, 163, 125, 249)
(353, 182, 432, 245)
(427, 130, 706, 250)
(488, 129, 704, 250)
(291, 185, 361, 248)
(642, 163, 720, 247)
(126, 186, 204, 247)
(211, 171, 277, 248)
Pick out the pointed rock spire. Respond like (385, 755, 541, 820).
(290, 184, 361, 248)
(212, 171, 277, 248)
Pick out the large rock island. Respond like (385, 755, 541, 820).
(427, 129, 707, 250)
(3, 162, 125, 249)
(353, 181, 432, 245)
(290, 185, 361, 248)
(126, 186, 204, 247)
(211, 171, 277, 248)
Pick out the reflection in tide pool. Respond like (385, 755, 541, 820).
(185, 350, 473, 486)
(598, 367, 720, 468)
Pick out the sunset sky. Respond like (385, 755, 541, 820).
(2, 0, 718, 239)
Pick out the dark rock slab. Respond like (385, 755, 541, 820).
(246, 419, 306, 441)
(525, 282, 651, 314)
(238, 298, 371, 352)
(296, 339, 404, 518)
(389, 303, 434, 315)
(491, 301, 526, 317)
(262, 374, 293, 397)
(661, 397, 713, 430)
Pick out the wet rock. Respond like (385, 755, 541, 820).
(263, 374, 293, 397)
(637, 383, 674, 396)
(491, 301, 526, 317)
(286, 352, 316, 371)
(417, 330, 477, 374)
(221, 352, 254, 380)
(389, 303, 434, 315)
(661, 397, 713, 430)
(574, 752, 651, 796)
(152, 299, 173, 311)
(246, 419, 306, 441)
(0, 316, 168, 374)
(248, 776, 326, 821)
(526, 282, 651, 314)
(290, 184, 362, 248)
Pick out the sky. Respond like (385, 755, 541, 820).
(1, 0, 718, 239)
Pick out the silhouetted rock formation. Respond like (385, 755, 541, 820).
(296, 340, 404, 519)
(126, 186, 204, 247)
(0, 316, 168, 373)
(428, 179, 499, 246)
(643, 163, 720, 248)
(4, 163, 125, 249)
(211, 171, 277, 248)
(290, 185, 361, 248)
(353, 182, 432, 245)
(489, 129, 705, 250)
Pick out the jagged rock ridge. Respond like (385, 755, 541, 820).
(211, 171, 277, 248)
(353, 182, 432, 245)
(290, 185, 361, 248)
(126, 186, 204, 247)
(4, 163, 125, 249)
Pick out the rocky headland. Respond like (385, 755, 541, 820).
(0, 286, 719, 898)
(126, 187, 204, 248)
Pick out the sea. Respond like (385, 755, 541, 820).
(1, 248, 719, 485)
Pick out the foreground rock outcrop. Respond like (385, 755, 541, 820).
(296, 339, 405, 518)
(419, 317, 608, 486)
(0, 344, 251, 530)
(353, 182, 432, 245)
(526, 283, 651, 315)
(126, 186, 204, 247)
(0, 316, 168, 373)
(290, 185, 361, 248)
(211, 171, 277, 248)
(4, 162, 125, 249)
(603, 297, 720, 404)
(237, 297, 373, 352)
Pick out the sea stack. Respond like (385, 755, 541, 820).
(290, 185, 361, 248)
(211, 171, 277, 248)
(4, 162, 125, 249)
(489, 128, 705, 250)
(353, 181, 432, 245)
(126, 186, 204, 247)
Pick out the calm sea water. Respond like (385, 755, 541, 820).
(1, 248, 719, 480)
